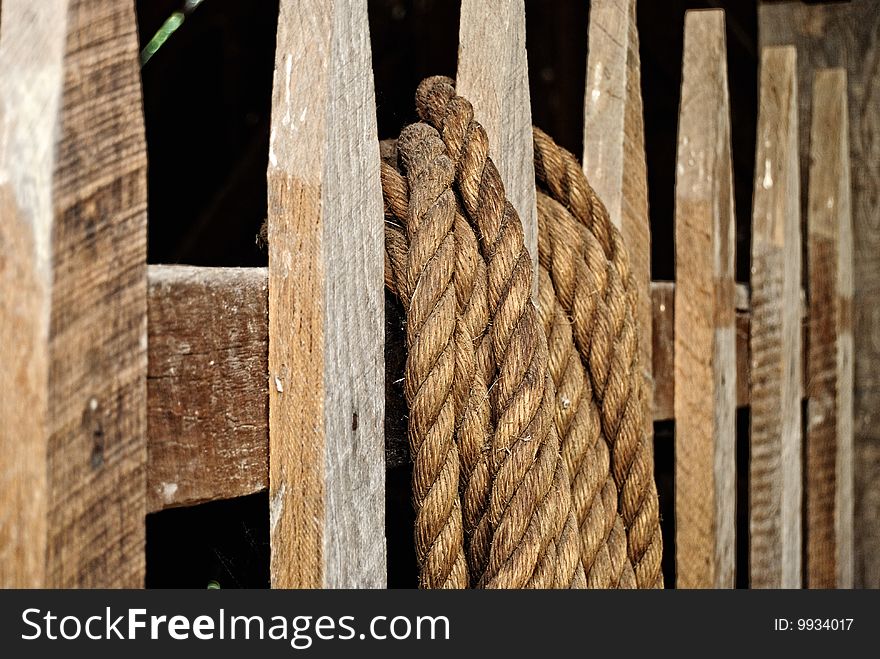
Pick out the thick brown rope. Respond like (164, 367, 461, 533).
(383, 151, 496, 585)
(394, 123, 469, 589)
(413, 81, 586, 589)
(385, 126, 585, 589)
(533, 128, 664, 589)
(378, 76, 663, 589)
(536, 267, 637, 589)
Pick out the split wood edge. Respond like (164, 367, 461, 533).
(673, 9, 736, 589)
(266, 0, 385, 588)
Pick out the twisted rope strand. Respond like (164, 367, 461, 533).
(536, 267, 637, 588)
(377, 81, 663, 589)
(396, 123, 468, 589)
(533, 129, 663, 588)
(415, 76, 585, 589)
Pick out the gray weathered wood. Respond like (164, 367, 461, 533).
(267, 0, 385, 588)
(673, 9, 736, 589)
(759, 0, 878, 589)
(457, 0, 538, 295)
(749, 45, 802, 589)
(0, 0, 148, 587)
(147, 266, 268, 513)
(584, 0, 653, 448)
(805, 69, 853, 589)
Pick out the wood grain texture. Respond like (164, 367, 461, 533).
(266, 0, 385, 588)
(143, 275, 761, 514)
(457, 0, 538, 295)
(584, 0, 652, 426)
(805, 69, 853, 589)
(749, 46, 802, 589)
(673, 10, 736, 589)
(652, 281, 750, 421)
(0, 0, 148, 587)
(147, 266, 268, 513)
(759, 0, 879, 589)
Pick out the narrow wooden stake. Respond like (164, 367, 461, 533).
(0, 0, 148, 587)
(749, 46, 803, 589)
(457, 0, 538, 295)
(806, 69, 853, 589)
(584, 0, 653, 437)
(267, 0, 385, 588)
(673, 9, 737, 589)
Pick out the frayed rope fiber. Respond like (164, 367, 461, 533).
(383, 76, 663, 589)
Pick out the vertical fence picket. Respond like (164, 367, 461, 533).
(584, 0, 653, 442)
(0, 0, 148, 587)
(457, 0, 538, 293)
(749, 46, 803, 589)
(267, 0, 385, 588)
(806, 69, 854, 589)
(673, 9, 737, 589)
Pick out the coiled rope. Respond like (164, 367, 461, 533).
(382, 76, 663, 589)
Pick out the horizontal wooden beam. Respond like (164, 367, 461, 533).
(147, 265, 268, 514)
(145, 265, 793, 512)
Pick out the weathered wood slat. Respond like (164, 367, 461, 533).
(147, 266, 269, 514)
(457, 0, 538, 293)
(0, 0, 148, 587)
(145, 269, 762, 511)
(266, 0, 385, 588)
(673, 9, 736, 589)
(749, 46, 802, 589)
(584, 0, 653, 429)
(805, 69, 853, 589)
(759, 0, 878, 589)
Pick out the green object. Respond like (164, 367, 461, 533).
(140, 0, 208, 67)
(206, 580, 221, 590)
(141, 11, 185, 66)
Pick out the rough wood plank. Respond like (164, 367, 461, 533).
(143, 274, 760, 513)
(266, 0, 385, 588)
(759, 0, 879, 590)
(147, 266, 268, 514)
(584, 0, 652, 426)
(0, 0, 148, 587)
(673, 10, 737, 589)
(805, 69, 853, 589)
(749, 46, 802, 589)
(457, 0, 538, 294)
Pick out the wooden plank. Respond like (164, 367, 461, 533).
(457, 0, 538, 295)
(673, 9, 736, 589)
(749, 46, 802, 589)
(143, 272, 762, 513)
(584, 0, 652, 426)
(805, 69, 853, 589)
(759, 0, 879, 590)
(266, 0, 385, 588)
(0, 0, 148, 587)
(146, 266, 268, 513)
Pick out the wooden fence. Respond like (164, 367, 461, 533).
(0, 0, 870, 588)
